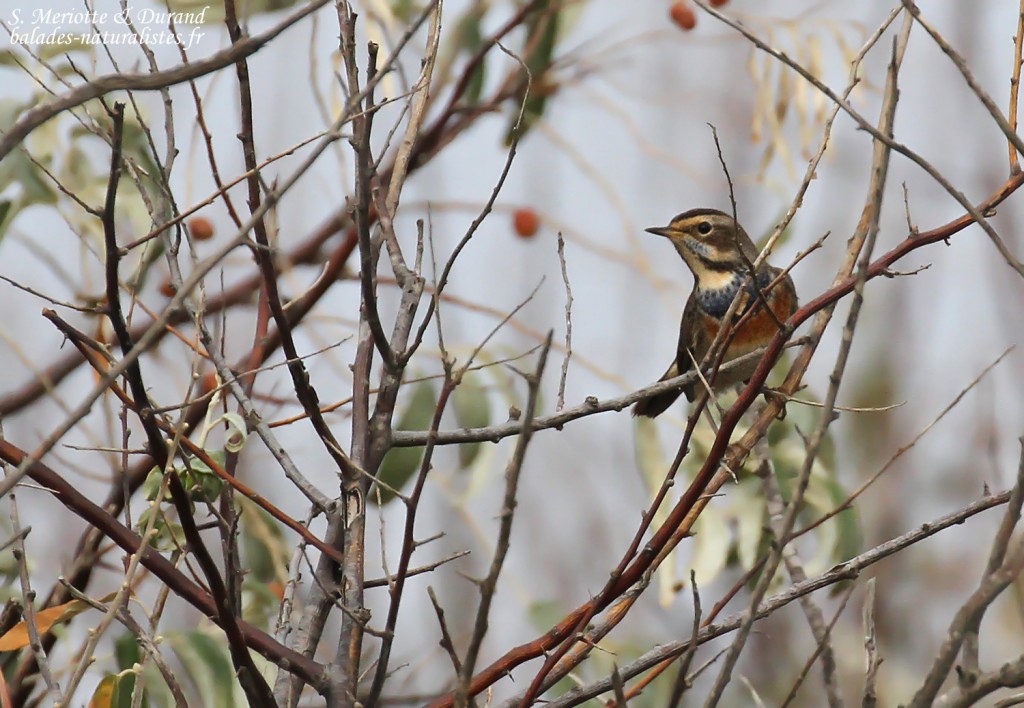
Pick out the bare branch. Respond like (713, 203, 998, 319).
(455, 334, 552, 706)
(544, 491, 1014, 707)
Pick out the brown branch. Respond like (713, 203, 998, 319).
(910, 438, 1024, 706)
(344, 19, 396, 369)
(0, 438, 326, 689)
(98, 100, 274, 705)
(366, 359, 457, 705)
(427, 164, 1024, 708)
(40, 308, 342, 563)
(543, 491, 1014, 707)
(227, 1, 359, 487)
(456, 335, 551, 707)
(1010, 0, 1024, 173)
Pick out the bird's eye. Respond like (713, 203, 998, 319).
(697, 221, 712, 235)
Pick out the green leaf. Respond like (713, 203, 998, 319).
(0, 199, 16, 243)
(240, 499, 288, 584)
(183, 450, 226, 502)
(141, 467, 167, 502)
(138, 507, 184, 552)
(113, 634, 142, 705)
(505, 1, 560, 144)
(454, 8, 487, 105)
(372, 380, 437, 505)
(453, 373, 491, 469)
(168, 630, 240, 707)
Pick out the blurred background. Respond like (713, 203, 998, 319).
(2, 0, 1023, 704)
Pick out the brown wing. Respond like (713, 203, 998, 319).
(676, 293, 715, 402)
(633, 293, 708, 417)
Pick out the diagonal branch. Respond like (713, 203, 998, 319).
(544, 491, 1014, 707)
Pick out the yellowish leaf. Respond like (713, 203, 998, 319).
(88, 675, 116, 708)
(0, 599, 92, 651)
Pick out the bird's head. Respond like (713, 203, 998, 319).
(645, 208, 760, 285)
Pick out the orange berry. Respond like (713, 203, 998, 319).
(709, 0, 729, 6)
(513, 208, 540, 238)
(159, 279, 177, 297)
(670, 2, 697, 30)
(188, 216, 215, 241)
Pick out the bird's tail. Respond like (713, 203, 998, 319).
(632, 362, 683, 418)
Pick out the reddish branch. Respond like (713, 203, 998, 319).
(426, 170, 1024, 707)
(9, 223, 358, 704)
(41, 308, 344, 562)
(0, 437, 326, 689)
(0, 211, 345, 417)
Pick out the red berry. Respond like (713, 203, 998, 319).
(513, 208, 540, 238)
(670, 2, 697, 30)
(188, 216, 215, 241)
(159, 279, 177, 297)
(710, 0, 729, 6)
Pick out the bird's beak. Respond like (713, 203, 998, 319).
(645, 226, 673, 238)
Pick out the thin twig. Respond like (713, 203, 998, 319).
(703, 15, 912, 705)
(543, 491, 1014, 707)
(1009, 0, 1024, 173)
(666, 571, 702, 708)
(862, 579, 882, 708)
(455, 334, 552, 707)
(556, 232, 573, 411)
(910, 438, 1024, 707)
(779, 585, 855, 708)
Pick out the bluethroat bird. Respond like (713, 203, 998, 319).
(633, 208, 798, 418)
